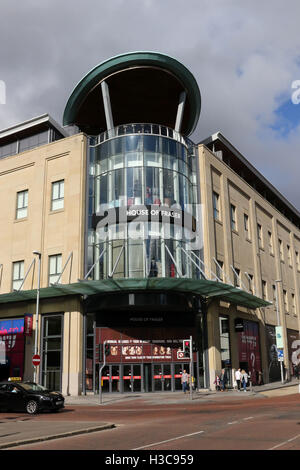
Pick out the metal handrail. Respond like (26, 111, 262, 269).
(89, 123, 195, 151)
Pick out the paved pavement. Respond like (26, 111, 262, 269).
(0, 379, 299, 449)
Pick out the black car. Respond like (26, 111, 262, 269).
(0, 381, 64, 414)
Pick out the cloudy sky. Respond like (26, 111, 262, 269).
(0, 0, 300, 210)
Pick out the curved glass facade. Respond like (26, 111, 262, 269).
(88, 126, 200, 280)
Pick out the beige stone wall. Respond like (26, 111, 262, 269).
(0, 133, 87, 395)
(198, 144, 300, 388)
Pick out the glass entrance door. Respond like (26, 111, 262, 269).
(153, 364, 163, 391)
(111, 365, 120, 392)
(132, 365, 142, 392)
(122, 365, 132, 392)
(163, 364, 172, 392)
(174, 363, 190, 391)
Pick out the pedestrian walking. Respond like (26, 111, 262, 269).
(241, 369, 248, 392)
(220, 369, 227, 391)
(181, 369, 189, 394)
(235, 368, 241, 391)
(213, 375, 221, 391)
(258, 370, 263, 385)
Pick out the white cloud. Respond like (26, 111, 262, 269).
(0, 0, 299, 208)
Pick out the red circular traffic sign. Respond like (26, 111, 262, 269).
(32, 354, 40, 366)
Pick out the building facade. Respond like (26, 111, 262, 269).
(0, 52, 299, 395)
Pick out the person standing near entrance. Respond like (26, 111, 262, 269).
(181, 370, 189, 394)
(220, 369, 227, 391)
(235, 368, 241, 391)
(241, 369, 248, 392)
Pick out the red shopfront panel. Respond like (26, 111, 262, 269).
(238, 320, 261, 385)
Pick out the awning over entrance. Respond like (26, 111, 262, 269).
(0, 278, 271, 309)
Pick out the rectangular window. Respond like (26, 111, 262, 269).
(272, 284, 277, 304)
(283, 289, 288, 313)
(42, 315, 63, 391)
(213, 192, 220, 221)
(296, 251, 300, 270)
(257, 224, 263, 248)
(219, 316, 231, 376)
(279, 239, 284, 261)
(216, 260, 224, 281)
(244, 214, 250, 238)
(51, 180, 64, 211)
(12, 261, 24, 290)
(16, 190, 28, 219)
(230, 204, 237, 231)
(262, 280, 267, 300)
(233, 268, 240, 287)
(287, 245, 292, 266)
(268, 231, 273, 254)
(291, 293, 296, 316)
(48, 254, 62, 285)
(248, 273, 254, 294)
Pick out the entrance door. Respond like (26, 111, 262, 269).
(111, 365, 120, 392)
(143, 364, 152, 392)
(100, 365, 110, 393)
(174, 363, 190, 391)
(132, 365, 142, 392)
(163, 364, 172, 392)
(123, 365, 132, 392)
(153, 364, 163, 391)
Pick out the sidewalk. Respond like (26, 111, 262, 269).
(64, 377, 300, 406)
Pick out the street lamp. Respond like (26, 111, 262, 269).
(275, 279, 284, 384)
(33, 251, 41, 383)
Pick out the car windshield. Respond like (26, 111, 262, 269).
(18, 383, 49, 392)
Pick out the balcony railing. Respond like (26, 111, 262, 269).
(90, 123, 195, 153)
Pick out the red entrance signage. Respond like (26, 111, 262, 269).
(32, 354, 40, 367)
(24, 314, 33, 337)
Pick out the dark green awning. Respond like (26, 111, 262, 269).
(0, 278, 271, 309)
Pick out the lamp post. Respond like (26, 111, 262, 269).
(33, 251, 41, 383)
(275, 279, 284, 384)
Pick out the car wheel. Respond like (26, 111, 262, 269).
(26, 400, 39, 414)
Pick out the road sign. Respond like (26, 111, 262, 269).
(32, 354, 40, 367)
(277, 349, 284, 361)
(177, 351, 184, 359)
(275, 326, 284, 348)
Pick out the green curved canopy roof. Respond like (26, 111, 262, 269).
(0, 278, 271, 310)
(63, 51, 201, 136)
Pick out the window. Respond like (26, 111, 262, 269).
(51, 180, 64, 211)
(41, 315, 63, 391)
(48, 254, 62, 285)
(16, 190, 28, 219)
(244, 214, 250, 238)
(262, 280, 267, 300)
(283, 289, 288, 313)
(230, 204, 237, 231)
(272, 284, 277, 304)
(257, 224, 263, 248)
(279, 239, 284, 261)
(219, 316, 231, 372)
(296, 251, 300, 270)
(267, 231, 273, 254)
(12, 261, 24, 290)
(213, 192, 220, 221)
(216, 260, 224, 281)
(291, 293, 296, 316)
(248, 273, 254, 294)
(287, 245, 292, 266)
(233, 268, 240, 287)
